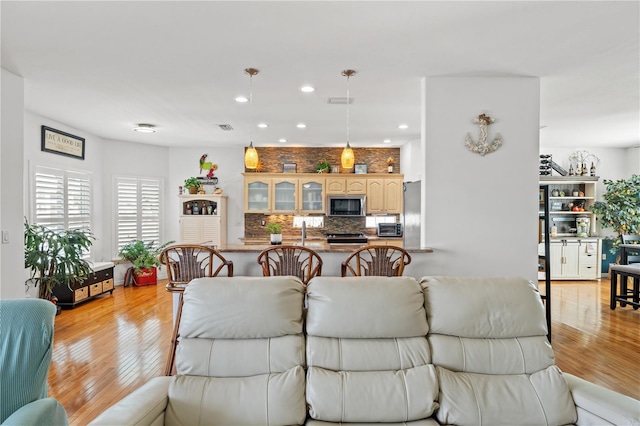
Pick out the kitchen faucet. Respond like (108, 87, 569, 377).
(301, 220, 307, 246)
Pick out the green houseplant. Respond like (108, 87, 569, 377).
(315, 158, 331, 173)
(266, 222, 283, 245)
(118, 240, 174, 285)
(24, 219, 95, 301)
(590, 174, 640, 254)
(184, 177, 200, 194)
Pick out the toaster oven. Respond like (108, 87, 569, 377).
(377, 223, 403, 237)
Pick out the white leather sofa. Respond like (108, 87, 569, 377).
(90, 275, 640, 425)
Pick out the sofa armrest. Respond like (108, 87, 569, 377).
(2, 398, 68, 426)
(564, 373, 640, 425)
(88, 377, 171, 426)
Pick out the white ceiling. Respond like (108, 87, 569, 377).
(2, 1, 638, 150)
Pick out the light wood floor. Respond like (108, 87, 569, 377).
(47, 279, 639, 425)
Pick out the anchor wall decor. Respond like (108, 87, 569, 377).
(464, 113, 502, 156)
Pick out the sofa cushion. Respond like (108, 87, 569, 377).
(306, 365, 439, 423)
(421, 276, 547, 338)
(305, 420, 440, 425)
(436, 365, 577, 426)
(180, 276, 304, 339)
(306, 276, 428, 338)
(428, 334, 555, 374)
(165, 366, 306, 426)
(307, 336, 430, 371)
(176, 334, 305, 377)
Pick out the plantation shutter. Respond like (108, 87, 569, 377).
(115, 177, 162, 252)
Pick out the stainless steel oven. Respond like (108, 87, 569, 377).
(327, 195, 365, 217)
(377, 223, 402, 237)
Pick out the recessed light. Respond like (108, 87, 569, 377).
(300, 86, 315, 93)
(398, 124, 408, 129)
(235, 96, 249, 103)
(383, 139, 391, 144)
(258, 123, 268, 128)
(132, 124, 157, 133)
(279, 138, 287, 143)
(296, 123, 307, 129)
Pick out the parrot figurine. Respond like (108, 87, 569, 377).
(206, 167, 215, 179)
(199, 154, 208, 174)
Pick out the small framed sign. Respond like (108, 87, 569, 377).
(354, 163, 368, 174)
(283, 163, 297, 173)
(41, 126, 85, 160)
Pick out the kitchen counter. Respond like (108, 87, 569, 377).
(217, 240, 433, 254)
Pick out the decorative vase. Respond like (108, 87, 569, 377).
(134, 267, 158, 286)
(188, 186, 197, 194)
(270, 233, 282, 245)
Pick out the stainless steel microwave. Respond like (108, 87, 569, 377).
(327, 195, 365, 217)
(377, 223, 403, 237)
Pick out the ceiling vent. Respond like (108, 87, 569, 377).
(327, 97, 353, 105)
(218, 124, 234, 131)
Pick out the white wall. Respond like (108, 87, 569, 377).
(423, 76, 540, 281)
(400, 139, 422, 183)
(167, 147, 245, 245)
(626, 146, 640, 175)
(1, 69, 25, 299)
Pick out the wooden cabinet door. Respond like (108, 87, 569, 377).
(562, 242, 580, 278)
(326, 178, 346, 194)
(272, 178, 296, 213)
(366, 179, 385, 213)
(346, 178, 366, 194)
(549, 242, 564, 279)
(180, 216, 203, 243)
(384, 178, 403, 214)
(298, 178, 324, 213)
(245, 177, 271, 212)
(202, 216, 221, 247)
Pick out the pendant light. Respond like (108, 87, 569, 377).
(341, 69, 356, 169)
(244, 68, 259, 170)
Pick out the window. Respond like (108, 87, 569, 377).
(115, 177, 162, 252)
(33, 166, 92, 234)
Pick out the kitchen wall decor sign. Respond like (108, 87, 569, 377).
(41, 125, 85, 160)
(464, 113, 502, 156)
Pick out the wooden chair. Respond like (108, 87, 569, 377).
(257, 245, 323, 285)
(341, 245, 412, 277)
(158, 244, 233, 375)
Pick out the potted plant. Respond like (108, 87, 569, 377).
(184, 177, 200, 194)
(315, 158, 331, 174)
(266, 222, 283, 245)
(24, 220, 95, 305)
(590, 174, 640, 258)
(118, 240, 174, 286)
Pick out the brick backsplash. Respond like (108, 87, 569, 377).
(245, 214, 380, 240)
(244, 147, 400, 174)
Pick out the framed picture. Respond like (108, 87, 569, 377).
(354, 163, 368, 174)
(41, 126, 85, 160)
(283, 163, 297, 173)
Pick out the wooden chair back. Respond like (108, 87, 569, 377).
(341, 245, 412, 277)
(257, 245, 323, 285)
(158, 244, 233, 375)
(621, 235, 640, 264)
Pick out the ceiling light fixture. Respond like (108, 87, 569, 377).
(279, 138, 287, 143)
(398, 124, 408, 129)
(244, 68, 259, 170)
(235, 96, 248, 103)
(300, 85, 315, 93)
(296, 123, 306, 129)
(383, 139, 391, 144)
(132, 123, 157, 133)
(341, 69, 356, 169)
(258, 123, 268, 128)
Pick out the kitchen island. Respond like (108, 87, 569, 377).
(213, 240, 433, 278)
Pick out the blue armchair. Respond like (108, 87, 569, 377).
(0, 299, 68, 425)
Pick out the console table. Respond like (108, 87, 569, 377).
(54, 262, 115, 308)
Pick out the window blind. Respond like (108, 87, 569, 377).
(115, 177, 162, 252)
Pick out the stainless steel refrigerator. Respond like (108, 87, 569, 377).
(402, 181, 421, 249)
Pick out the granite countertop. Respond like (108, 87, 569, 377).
(215, 239, 433, 253)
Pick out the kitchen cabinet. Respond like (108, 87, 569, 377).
(366, 176, 403, 214)
(325, 177, 366, 195)
(540, 176, 598, 237)
(54, 262, 115, 308)
(245, 175, 271, 212)
(298, 177, 325, 213)
(179, 195, 227, 246)
(547, 238, 600, 280)
(272, 178, 297, 212)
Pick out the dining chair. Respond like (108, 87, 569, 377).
(158, 244, 233, 375)
(620, 234, 640, 264)
(341, 245, 412, 277)
(257, 245, 323, 285)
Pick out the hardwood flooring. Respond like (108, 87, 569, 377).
(47, 279, 639, 425)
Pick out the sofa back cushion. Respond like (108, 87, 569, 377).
(305, 277, 438, 423)
(306, 276, 429, 338)
(421, 276, 576, 426)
